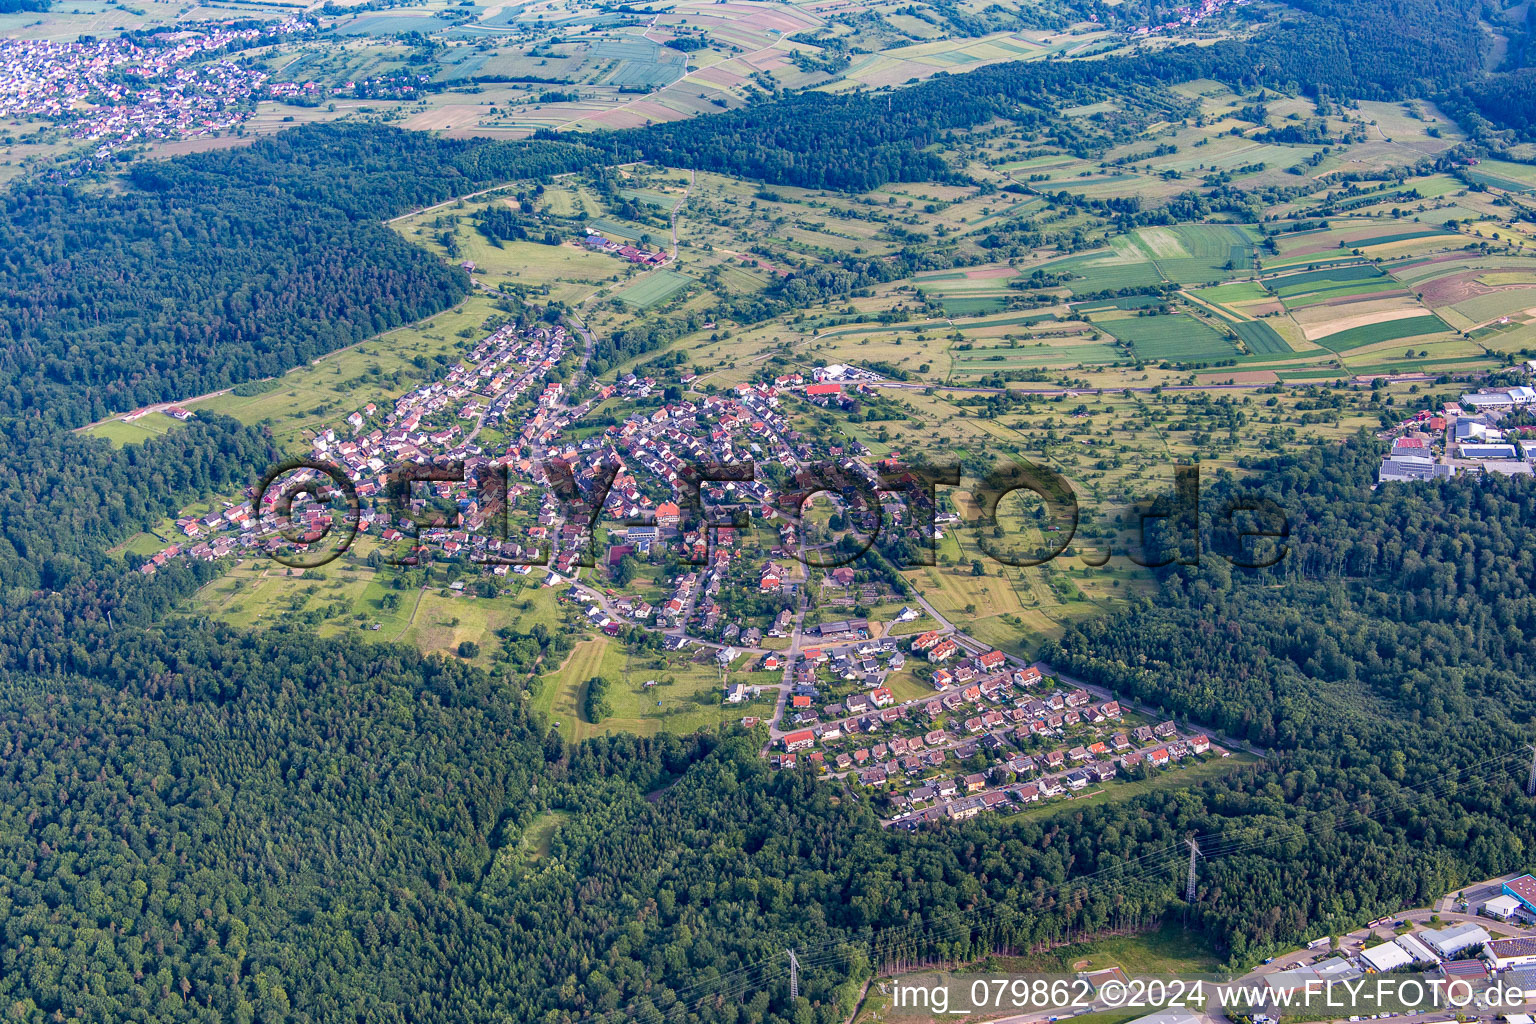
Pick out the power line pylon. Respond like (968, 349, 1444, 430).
(1185, 837, 1203, 903)
(787, 949, 801, 1002)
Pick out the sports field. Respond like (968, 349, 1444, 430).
(615, 271, 693, 309)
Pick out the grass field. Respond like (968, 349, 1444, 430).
(192, 546, 572, 671)
(1098, 314, 1240, 363)
(615, 270, 693, 309)
(1195, 282, 1269, 304)
(533, 635, 764, 741)
(985, 918, 1226, 977)
(83, 413, 181, 447)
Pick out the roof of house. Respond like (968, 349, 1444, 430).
(1486, 893, 1524, 915)
(1423, 922, 1490, 948)
(1507, 874, 1536, 908)
(1395, 932, 1437, 963)
(1487, 937, 1536, 959)
(1439, 959, 1489, 979)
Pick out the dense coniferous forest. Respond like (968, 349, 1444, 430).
(1443, 69, 1536, 141)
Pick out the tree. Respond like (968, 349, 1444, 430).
(582, 675, 615, 723)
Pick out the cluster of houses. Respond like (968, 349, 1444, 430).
(139, 342, 926, 659)
(560, 372, 896, 640)
(1379, 385, 1536, 484)
(581, 229, 668, 266)
(140, 319, 580, 575)
(783, 633, 906, 703)
(775, 656, 1219, 828)
(0, 17, 311, 163)
(1130, 0, 1250, 35)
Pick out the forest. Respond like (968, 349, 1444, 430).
(0, 415, 274, 592)
(1442, 69, 1536, 142)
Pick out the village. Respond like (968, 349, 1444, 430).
(0, 16, 310, 163)
(122, 296, 1536, 850)
(130, 296, 1536, 841)
(121, 294, 1267, 835)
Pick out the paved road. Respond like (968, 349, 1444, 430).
(384, 182, 516, 224)
(763, 597, 809, 750)
(910, 590, 957, 632)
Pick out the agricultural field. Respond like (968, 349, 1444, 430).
(1096, 312, 1242, 364)
(1308, 314, 1452, 353)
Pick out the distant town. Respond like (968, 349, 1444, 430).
(0, 16, 310, 165)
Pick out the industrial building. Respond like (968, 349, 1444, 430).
(1485, 937, 1536, 971)
(1422, 922, 1493, 958)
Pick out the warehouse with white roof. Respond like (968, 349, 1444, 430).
(1362, 941, 1415, 973)
(1422, 922, 1492, 958)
